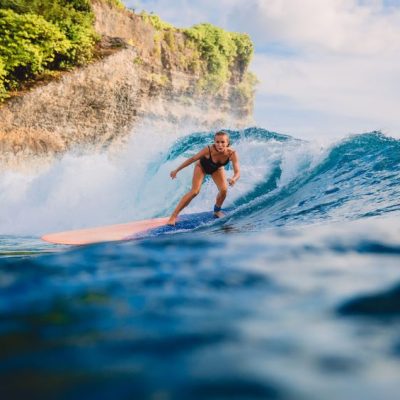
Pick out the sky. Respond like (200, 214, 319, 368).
(122, 0, 400, 139)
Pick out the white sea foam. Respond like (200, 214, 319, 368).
(0, 124, 179, 235)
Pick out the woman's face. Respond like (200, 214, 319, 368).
(214, 134, 229, 152)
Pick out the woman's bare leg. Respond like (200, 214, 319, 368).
(211, 168, 228, 218)
(167, 164, 205, 225)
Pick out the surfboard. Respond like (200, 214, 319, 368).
(41, 211, 219, 245)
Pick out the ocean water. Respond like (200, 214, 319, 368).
(1, 128, 400, 399)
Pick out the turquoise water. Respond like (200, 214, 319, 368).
(1, 128, 400, 399)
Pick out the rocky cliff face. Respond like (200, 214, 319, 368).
(0, 0, 254, 168)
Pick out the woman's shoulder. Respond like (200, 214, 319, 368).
(228, 147, 236, 157)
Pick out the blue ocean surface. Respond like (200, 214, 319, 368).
(1, 128, 400, 399)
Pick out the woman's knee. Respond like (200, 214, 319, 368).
(190, 188, 200, 197)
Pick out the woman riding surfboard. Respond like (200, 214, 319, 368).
(168, 131, 240, 226)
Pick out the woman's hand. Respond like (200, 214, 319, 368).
(228, 177, 236, 186)
(170, 170, 178, 179)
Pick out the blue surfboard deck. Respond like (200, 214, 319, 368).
(132, 211, 221, 239)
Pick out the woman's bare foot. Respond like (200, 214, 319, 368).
(167, 216, 177, 226)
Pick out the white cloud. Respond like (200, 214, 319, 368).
(229, 0, 400, 55)
(252, 51, 400, 137)
(124, 0, 243, 27)
(122, 0, 400, 138)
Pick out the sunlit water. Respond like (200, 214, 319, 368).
(1, 128, 400, 399)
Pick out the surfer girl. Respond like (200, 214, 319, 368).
(167, 131, 240, 226)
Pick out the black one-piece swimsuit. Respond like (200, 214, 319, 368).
(200, 145, 230, 175)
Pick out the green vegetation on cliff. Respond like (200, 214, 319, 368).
(0, 1, 255, 102)
(140, 11, 174, 30)
(0, 0, 96, 101)
(140, 12, 254, 92)
(102, 0, 125, 9)
(183, 23, 253, 90)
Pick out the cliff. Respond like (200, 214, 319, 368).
(0, 0, 256, 168)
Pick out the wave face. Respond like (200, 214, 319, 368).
(227, 129, 400, 230)
(1, 128, 400, 399)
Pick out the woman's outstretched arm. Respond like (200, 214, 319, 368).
(170, 147, 208, 179)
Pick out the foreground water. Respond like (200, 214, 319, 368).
(1, 128, 400, 399)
